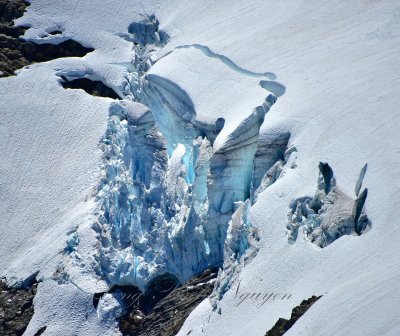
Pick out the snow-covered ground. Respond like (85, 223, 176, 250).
(1, 0, 399, 335)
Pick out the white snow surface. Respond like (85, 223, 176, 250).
(0, 0, 399, 335)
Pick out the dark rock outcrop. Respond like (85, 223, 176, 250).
(118, 268, 218, 336)
(265, 295, 321, 336)
(0, 280, 38, 336)
(0, 0, 94, 77)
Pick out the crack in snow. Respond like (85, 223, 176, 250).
(173, 44, 277, 80)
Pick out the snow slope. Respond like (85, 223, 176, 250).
(1, 0, 399, 335)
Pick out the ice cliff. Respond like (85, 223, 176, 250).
(70, 15, 291, 297)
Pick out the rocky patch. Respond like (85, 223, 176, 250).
(0, 280, 38, 336)
(0, 0, 93, 77)
(117, 268, 218, 336)
(265, 295, 321, 336)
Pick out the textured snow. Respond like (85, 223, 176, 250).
(1, 0, 399, 335)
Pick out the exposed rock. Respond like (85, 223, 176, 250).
(0, 0, 94, 77)
(118, 268, 218, 336)
(265, 295, 321, 336)
(0, 0, 29, 76)
(0, 280, 38, 336)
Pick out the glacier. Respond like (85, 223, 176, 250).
(1, 0, 400, 336)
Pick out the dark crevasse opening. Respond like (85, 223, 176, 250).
(48, 30, 63, 36)
(33, 326, 47, 336)
(59, 76, 120, 99)
(318, 162, 334, 194)
(20, 40, 94, 63)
